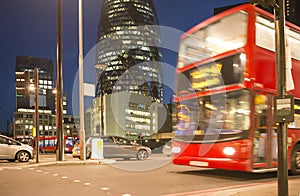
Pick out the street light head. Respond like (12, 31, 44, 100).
(28, 84, 35, 91)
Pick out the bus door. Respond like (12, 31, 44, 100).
(253, 93, 277, 169)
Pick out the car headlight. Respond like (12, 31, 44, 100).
(172, 146, 181, 154)
(223, 147, 235, 156)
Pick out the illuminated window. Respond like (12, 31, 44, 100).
(178, 11, 248, 68)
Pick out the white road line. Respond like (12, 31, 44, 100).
(74, 180, 80, 183)
(84, 183, 91, 186)
(101, 187, 110, 191)
(61, 176, 68, 179)
(53, 174, 59, 176)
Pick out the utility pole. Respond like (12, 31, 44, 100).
(34, 68, 39, 163)
(274, 1, 290, 196)
(56, 0, 64, 161)
(78, 0, 86, 160)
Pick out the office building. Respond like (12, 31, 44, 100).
(94, 0, 165, 138)
(95, 0, 163, 102)
(15, 56, 54, 110)
(14, 56, 55, 138)
(286, 0, 300, 26)
(14, 56, 73, 138)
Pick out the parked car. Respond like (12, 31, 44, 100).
(0, 134, 34, 162)
(72, 135, 151, 160)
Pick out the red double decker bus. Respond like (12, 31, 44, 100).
(172, 4, 300, 174)
(37, 136, 79, 153)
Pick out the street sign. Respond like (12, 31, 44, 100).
(274, 95, 295, 123)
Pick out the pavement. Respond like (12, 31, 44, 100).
(2, 153, 300, 196)
(175, 180, 300, 196)
(30, 153, 115, 166)
(0, 153, 116, 169)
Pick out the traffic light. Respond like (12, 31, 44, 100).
(32, 127, 36, 137)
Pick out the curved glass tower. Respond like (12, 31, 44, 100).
(95, 0, 162, 102)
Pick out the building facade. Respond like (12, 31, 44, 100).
(93, 0, 166, 139)
(92, 92, 156, 139)
(286, 0, 300, 26)
(95, 0, 163, 102)
(15, 56, 54, 110)
(14, 56, 55, 138)
(14, 56, 76, 139)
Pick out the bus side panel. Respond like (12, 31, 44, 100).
(172, 139, 253, 172)
(252, 47, 277, 92)
(289, 59, 300, 98)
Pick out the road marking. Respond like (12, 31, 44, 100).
(84, 183, 91, 186)
(0, 168, 3, 171)
(53, 174, 59, 176)
(101, 187, 110, 191)
(43, 171, 49, 174)
(74, 180, 80, 183)
(36, 170, 42, 173)
(122, 194, 131, 196)
(61, 176, 68, 179)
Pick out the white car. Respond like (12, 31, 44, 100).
(0, 135, 34, 162)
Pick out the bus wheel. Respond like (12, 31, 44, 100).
(291, 145, 300, 175)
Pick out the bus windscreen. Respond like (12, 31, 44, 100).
(176, 53, 245, 95)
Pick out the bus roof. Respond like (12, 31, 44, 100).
(182, 3, 300, 40)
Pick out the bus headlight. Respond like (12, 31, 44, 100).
(172, 146, 182, 154)
(223, 147, 235, 156)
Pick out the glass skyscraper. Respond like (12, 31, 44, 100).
(95, 0, 163, 102)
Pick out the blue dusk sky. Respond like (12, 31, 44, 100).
(0, 0, 247, 131)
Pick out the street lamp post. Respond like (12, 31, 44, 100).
(34, 68, 39, 163)
(274, 1, 289, 196)
(250, 1, 290, 195)
(78, 0, 86, 160)
(56, 0, 64, 161)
